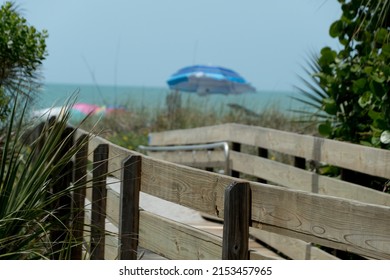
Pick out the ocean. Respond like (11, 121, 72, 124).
(32, 83, 310, 116)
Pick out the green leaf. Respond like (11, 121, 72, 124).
(319, 47, 336, 67)
(350, 64, 361, 73)
(374, 118, 388, 130)
(322, 98, 338, 115)
(329, 20, 343, 38)
(368, 109, 381, 121)
(364, 66, 373, 75)
(358, 91, 372, 108)
(375, 28, 389, 44)
(382, 44, 390, 56)
(318, 122, 332, 137)
(352, 78, 366, 93)
(369, 80, 384, 96)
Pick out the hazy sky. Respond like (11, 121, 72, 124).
(11, 0, 341, 91)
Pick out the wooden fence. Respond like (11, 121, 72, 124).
(33, 122, 390, 260)
(144, 123, 390, 259)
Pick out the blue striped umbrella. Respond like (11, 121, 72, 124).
(167, 65, 256, 95)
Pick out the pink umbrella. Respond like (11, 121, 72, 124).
(69, 103, 127, 123)
(70, 103, 106, 123)
(72, 103, 102, 115)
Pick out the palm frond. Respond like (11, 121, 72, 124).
(293, 52, 330, 120)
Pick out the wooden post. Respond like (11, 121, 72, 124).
(231, 142, 241, 178)
(257, 147, 268, 183)
(90, 144, 109, 260)
(51, 126, 74, 259)
(71, 134, 89, 260)
(118, 155, 142, 260)
(222, 181, 250, 260)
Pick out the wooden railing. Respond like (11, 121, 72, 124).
(31, 122, 390, 260)
(144, 123, 390, 259)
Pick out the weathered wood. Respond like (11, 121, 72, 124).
(249, 250, 282, 260)
(138, 210, 222, 259)
(230, 151, 390, 206)
(148, 123, 231, 146)
(141, 155, 234, 219)
(79, 130, 135, 180)
(222, 182, 250, 260)
(148, 123, 390, 179)
(250, 182, 390, 259)
(50, 126, 74, 260)
(90, 144, 109, 260)
(249, 228, 339, 260)
(71, 134, 89, 260)
(118, 155, 142, 260)
(146, 150, 227, 170)
(75, 125, 390, 260)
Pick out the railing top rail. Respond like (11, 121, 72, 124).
(148, 123, 390, 179)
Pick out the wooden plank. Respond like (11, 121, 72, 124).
(90, 144, 109, 260)
(140, 154, 236, 219)
(319, 139, 390, 179)
(230, 151, 390, 206)
(138, 210, 222, 259)
(229, 123, 390, 179)
(249, 228, 339, 260)
(222, 182, 250, 260)
(71, 134, 89, 260)
(228, 123, 314, 159)
(148, 124, 231, 146)
(250, 182, 390, 259)
(148, 123, 390, 179)
(249, 250, 282, 260)
(85, 132, 137, 180)
(118, 155, 142, 260)
(146, 150, 227, 168)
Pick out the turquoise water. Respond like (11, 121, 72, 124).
(32, 83, 309, 115)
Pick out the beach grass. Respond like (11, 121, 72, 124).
(79, 91, 318, 151)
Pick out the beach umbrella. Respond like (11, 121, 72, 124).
(72, 103, 103, 115)
(166, 65, 256, 95)
(70, 103, 105, 122)
(33, 103, 127, 124)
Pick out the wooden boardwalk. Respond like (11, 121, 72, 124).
(109, 180, 283, 260)
(29, 121, 390, 259)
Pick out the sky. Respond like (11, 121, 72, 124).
(10, 0, 342, 91)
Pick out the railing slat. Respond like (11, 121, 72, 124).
(90, 144, 109, 260)
(119, 155, 142, 260)
(71, 134, 89, 260)
(50, 126, 74, 260)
